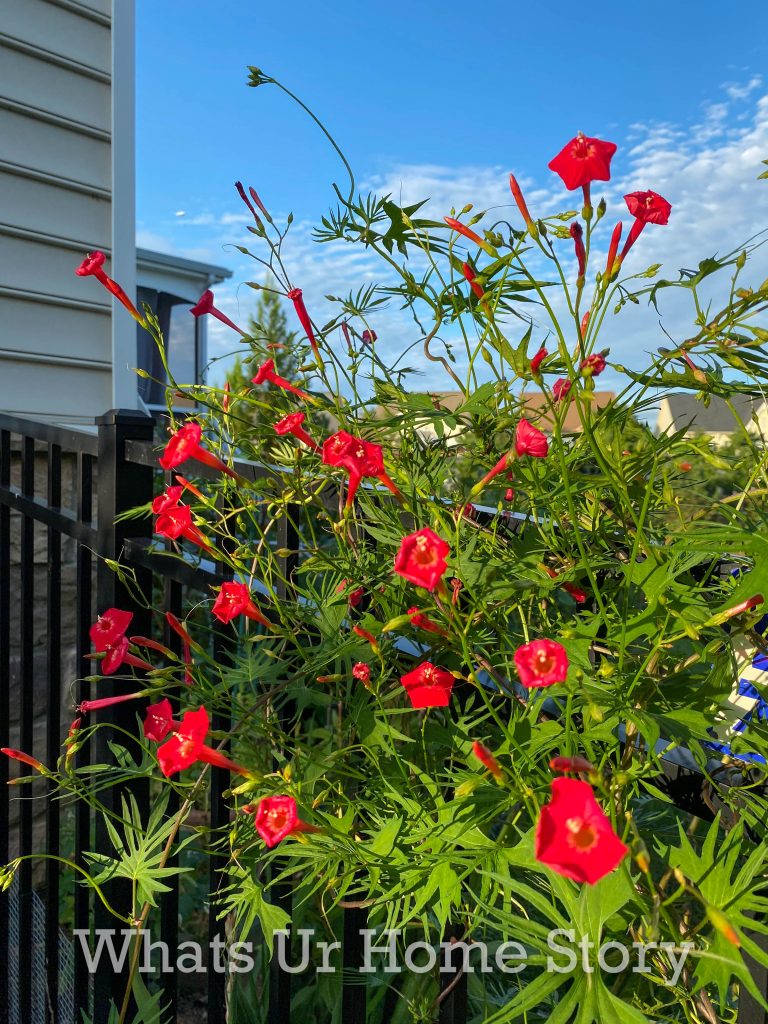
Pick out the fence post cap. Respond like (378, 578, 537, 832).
(96, 409, 155, 427)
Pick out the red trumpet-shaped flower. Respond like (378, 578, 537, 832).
(444, 217, 496, 256)
(530, 346, 548, 375)
(394, 528, 450, 591)
(553, 379, 572, 404)
(361, 329, 377, 345)
(548, 133, 617, 210)
(514, 638, 569, 688)
(550, 755, 595, 775)
(78, 691, 145, 714)
(337, 580, 365, 607)
(604, 222, 623, 280)
(287, 288, 321, 363)
(2, 748, 45, 773)
(274, 412, 320, 451)
(250, 795, 319, 848)
(322, 431, 403, 508)
(407, 607, 447, 636)
(190, 289, 246, 336)
(472, 741, 505, 783)
(100, 636, 155, 675)
(152, 487, 212, 552)
(580, 353, 606, 378)
(515, 419, 549, 458)
(401, 662, 455, 708)
(252, 359, 312, 401)
(352, 624, 379, 653)
(143, 699, 178, 742)
(471, 452, 510, 497)
(157, 706, 249, 778)
(165, 613, 196, 686)
(212, 581, 275, 630)
(462, 261, 484, 300)
(159, 422, 238, 478)
(562, 582, 587, 604)
(535, 777, 628, 884)
(570, 222, 586, 279)
(509, 174, 536, 234)
(90, 608, 133, 651)
(619, 190, 672, 263)
(75, 251, 145, 324)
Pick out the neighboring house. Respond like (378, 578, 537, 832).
(405, 390, 617, 442)
(0, 0, 231, 426)
(656, 393, 767, 447)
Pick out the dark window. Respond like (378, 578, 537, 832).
(136, 289, 200, 408)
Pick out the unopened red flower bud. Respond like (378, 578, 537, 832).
(549, 754, 594, 774)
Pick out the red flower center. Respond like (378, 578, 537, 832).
(413, 538, 438, 566)
(565, 817, 598, 852)
(265, 807, 290, 831)
(534, 650, 557, 675)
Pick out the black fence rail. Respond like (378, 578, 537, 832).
(0, 409, 765, 1024)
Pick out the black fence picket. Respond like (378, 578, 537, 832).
(2, 407, 764, 1024)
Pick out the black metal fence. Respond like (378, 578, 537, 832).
(0, 409, 766, 1024)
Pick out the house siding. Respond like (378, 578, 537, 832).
(0, 0, 126, 423)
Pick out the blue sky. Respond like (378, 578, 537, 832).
(135, 0, 768, 387)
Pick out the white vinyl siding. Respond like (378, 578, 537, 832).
(0, 0, 123, 424)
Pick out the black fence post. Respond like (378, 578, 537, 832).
(90, 409, 155, 1023)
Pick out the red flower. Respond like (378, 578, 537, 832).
(352, 624, 379, 652)
(75, 251, 145, 324)
(535, 777, 628, 884)
(274, 412, 320, 451)
(462, 261, 484, 300)
(90, 608, 133, 651)
(505, 487, 515, 502)
(548, 134, 617, 191)
(337, 580, 365, 607)
(620, 190, 672, 263)
(407, 607, 446, 636)
(472, 741, 504, 782)
(553, 378, 572, 403)
(562, 582, 587, 604)
(625, 189, 672, 226)
(190, 289, 246, 337)
(361, 329, 377, 345)
(152, 487, 211, 551)
(252, 795, 318, 848)
(444, 217, 492, 253)
(99, 635, 155, 676)
(2, 748, 45, 773)
(400, 662, 455, 708)
(515, 419, 549, 458)
(322, 431, 402, 508)
(352, 662, 371, 684)
(679, 461, 692, 473)
(287, 287, 321, 363)
(509, 174, 536, 233)
(157, 706, 248, 778)
(144, 699, 176, 742)
(570, 222, 586, 279)
(514, 638, 569, 688)
(212, 581, 275, 630)
(252, 359, 312, 401)
(550, 755, 594, 775)
(530, 346, 548, 374)
(159, 422, 237, 478)
(471, 452, 510, 497)
(580, 353, 606, 378)
(78, 691, 145, 713)
(604, 222, 623, 280)
(394, 528, 450, 591)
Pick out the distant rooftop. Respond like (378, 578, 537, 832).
(660, 393, 763, 434)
